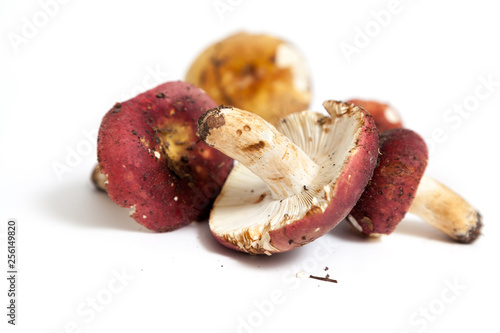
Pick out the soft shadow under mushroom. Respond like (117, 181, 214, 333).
(331, 217, 455, 244)
(328, 220, 383, 244)
(392, 218, 455, 243)
(193, 220, 315, 270)
(43, 179, 149, 232)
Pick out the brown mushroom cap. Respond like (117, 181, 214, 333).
(97, 81, 233, 232)
(186, 32, 311, 124)
(347, 99, 403, 132)
(348, 128, 428, 236)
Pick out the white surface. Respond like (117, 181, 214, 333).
(1, 0, 499, 332)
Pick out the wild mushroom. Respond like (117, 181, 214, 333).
(348, 128, 482, 243)
(186, 32, 311, 124)
(347, 99, 403, 132)
(97, 81, 233, 232)
(197, 101, 379, 255)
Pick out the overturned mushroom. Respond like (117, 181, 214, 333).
(198, 101, 379, 255)
(97, 81, 233, 232)
(348, 128, 482, 243)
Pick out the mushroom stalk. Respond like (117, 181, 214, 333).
(198, 106, 320, 200)
(91, 165, 107, 192)
(408, 175, 482, 243)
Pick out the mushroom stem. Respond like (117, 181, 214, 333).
(91, 165, 107, 192)
(408, 175, 482, 243)
(198, 106, 320, 200)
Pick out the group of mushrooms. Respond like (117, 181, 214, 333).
(93, 32, 482, 255)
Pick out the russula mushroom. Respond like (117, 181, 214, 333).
(348, 128, 482, 243)
(186, 32, 311, 124)
(197, 101, 379, 255)
(97, 81, 233, 232)
(347, 99, 403, 132)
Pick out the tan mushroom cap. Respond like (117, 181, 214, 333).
(186, 32, 311, 124)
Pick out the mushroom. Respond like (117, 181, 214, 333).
(97, 81, 233, 232)
(347, 99, 403, 132)
(186, 32, 311, 124)
(348, 128, 482, 243)
(197, 101, 379, 254)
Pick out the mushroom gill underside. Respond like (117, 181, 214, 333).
(209, 110, 365, 254)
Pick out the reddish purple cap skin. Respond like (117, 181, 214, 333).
(350, 128, 428, 235)
(98, 82, 233, 232)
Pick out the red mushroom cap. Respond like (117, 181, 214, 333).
(349, 128, 428, 236)
(98, 81, 233, 232)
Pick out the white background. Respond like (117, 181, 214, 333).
(1, 0, 499, 332)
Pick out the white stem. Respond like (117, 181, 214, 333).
(92, 165, 107, 192)
(198, 106, 320, 200)
(408, 175, 482, 243)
